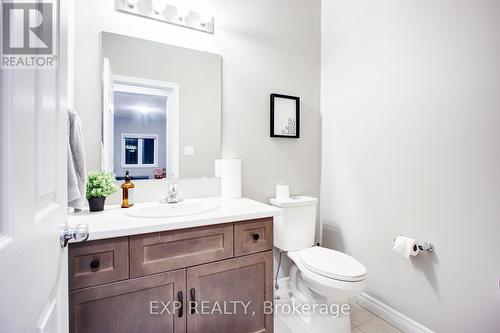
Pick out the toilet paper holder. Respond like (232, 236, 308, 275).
(393, 236, 435, 253)
(416, 241, 434, 253)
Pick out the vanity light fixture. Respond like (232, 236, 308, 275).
(115, 0, 215, 34)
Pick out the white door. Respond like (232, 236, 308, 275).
(0, 1, 73, 332)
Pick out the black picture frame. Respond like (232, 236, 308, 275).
(270, 93, 300, 138)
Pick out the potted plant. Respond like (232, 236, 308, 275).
(86, 171, 118, 212)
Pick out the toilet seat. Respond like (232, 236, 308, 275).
(291, 246, 367, 282)
(288, 248, 366, 299)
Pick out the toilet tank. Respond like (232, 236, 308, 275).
(270, 196, 318, 251)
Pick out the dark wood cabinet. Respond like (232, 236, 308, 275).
(234, 218, 274, 256)
(130, 223, 234, 278)
(69, 221, 274, 333)
(187, 251, 273, 333)
(68, 237, 129, 290)
(69, 270, 186, 333)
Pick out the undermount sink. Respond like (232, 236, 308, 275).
(124, 199, 220, 218)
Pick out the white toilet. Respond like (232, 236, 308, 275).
(270, 196, 367, 333)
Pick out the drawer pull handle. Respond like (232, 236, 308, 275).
(90, 259, 100, 270)
(190, 288, 196, 314)
(252, 233, 260, 241)
(178, 291, 184, 318)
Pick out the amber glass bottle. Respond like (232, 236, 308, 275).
(121, 171, 135, 208)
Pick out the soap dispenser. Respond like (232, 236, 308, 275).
(121, 170, 135, 208)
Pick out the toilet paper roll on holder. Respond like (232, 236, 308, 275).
(393, 236, 435, 253)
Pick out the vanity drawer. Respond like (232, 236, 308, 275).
(68, 237, 129, 290)
(234, 218, 274, 256)
(129, 223, 234, 277)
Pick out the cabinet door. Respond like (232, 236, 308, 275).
(70, 270, 186, 333)
(187, 252, 273, 333)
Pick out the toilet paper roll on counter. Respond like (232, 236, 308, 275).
(393, 235, 420, 258)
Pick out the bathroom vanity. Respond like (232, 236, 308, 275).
(67, 198, 279, 333)
(66, 31, 281, 333)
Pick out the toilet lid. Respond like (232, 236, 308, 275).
(270, 196, 317, 207)
(298, 247, 367, 282)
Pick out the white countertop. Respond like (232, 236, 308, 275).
(68, 197, 281, 241)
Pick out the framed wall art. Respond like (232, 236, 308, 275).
(270, 93, 300, 138)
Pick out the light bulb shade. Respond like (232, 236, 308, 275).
(127, 0, 138, 8)
(176, 6, 190, 20)
(199, 12, 213, 25)
(152, 0, 167, 14)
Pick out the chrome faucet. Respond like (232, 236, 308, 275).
(167, 177, 179, 204)
(158, 174, 181, 204)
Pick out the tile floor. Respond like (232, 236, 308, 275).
(350, 302, 402, 333)
(275, 300, 402, 333)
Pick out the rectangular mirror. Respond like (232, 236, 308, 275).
(101, 32, 222, 180)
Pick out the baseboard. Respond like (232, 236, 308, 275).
(356, 293, 435, 333)
(276, 279, 434, 333)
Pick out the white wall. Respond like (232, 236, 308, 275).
(74, 0, 321, 203)
(321, 0, 500, 332)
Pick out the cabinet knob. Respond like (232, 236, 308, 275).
(90, 259, 100, 269)
(252, 233, 260, 241)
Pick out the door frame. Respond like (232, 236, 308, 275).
(0, 70, 12, 248)
(110, 74, 180, 179)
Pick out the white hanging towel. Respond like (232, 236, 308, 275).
(67, 109, 87, 210)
